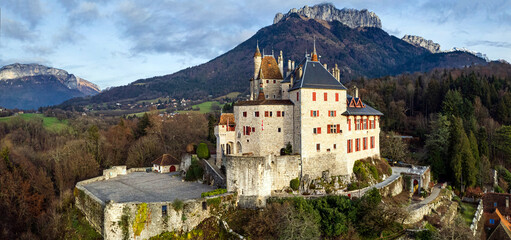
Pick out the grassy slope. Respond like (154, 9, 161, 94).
(459, 202, 477, 226)
(0, 113, 69, 132)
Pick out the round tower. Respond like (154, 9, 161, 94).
(254, 41, 262, 80)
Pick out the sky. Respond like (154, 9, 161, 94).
(1, 0, 510, 90)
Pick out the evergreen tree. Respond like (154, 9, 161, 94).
(461, 130, 477, 187)
(477, 127, 489, 157)
(442, 90, 463, 117)
(495, 126, 511, 164)
(425, 114, 450, 180)
(207, 114, 217, 144)
(448, 117, 464, 188)
(135, 113, 151, 138)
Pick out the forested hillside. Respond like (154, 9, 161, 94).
(354, 61, 511, 189)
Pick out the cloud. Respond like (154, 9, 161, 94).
(114, 0, 261, 58)
(24, 45, 55, 56)
(2, 17, 38, 41)
(383, 27, 401, 37)
(2, 0, 45, 28)
(466, 40, 511, 49)
(69, 2, 100, 26)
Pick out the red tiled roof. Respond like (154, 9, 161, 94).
(260, 56, 283, 80)
(152, 154, 180, 166)
(218, 113, 235, 125)
(483, 193, 511, 216)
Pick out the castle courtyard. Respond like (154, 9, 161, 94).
(82, 171, 216, 203)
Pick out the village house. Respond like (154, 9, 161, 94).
(152, 154, 181, 173)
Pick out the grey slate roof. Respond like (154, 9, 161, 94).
(343, 94, 383, 116)
(285, 58, 347, 91)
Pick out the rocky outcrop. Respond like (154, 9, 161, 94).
(274, 3, 381, 29)
(0, 63, 100, 94)
(402, 35, 441, 53)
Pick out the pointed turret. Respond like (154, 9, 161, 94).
(254, 41, 262, 79)
(311, 37, 319, 62)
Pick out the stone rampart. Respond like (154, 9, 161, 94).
(405, 189, 452, 224)
(103, 193, 237, 240)
(74, 184, 105, 234)
(378, 175, 403, 197)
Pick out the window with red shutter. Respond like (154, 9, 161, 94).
(255, 111, 259, 117)
(337, 124, 340, 133)
(316, 144, 320, 151)
(277, 111, 281, 117)
(317, 127, 321, 134)
(324, 92, 328, 101)
(265, 111, 269, 117)
(327, 125, 331, 133)
(348, 119, 351, 131)
(335, 93, 339, 102)
(243, 112, 247, 117)
(312, 92, 316, 101)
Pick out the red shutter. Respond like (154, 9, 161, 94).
(337, 124, 340, 133)
(334, 111, 336, 117)
(310, 110, 313, 117)
(243, 126, 246, 135)
(348, 119, 351, 131)
(318, 127, 321, 134)
(335, 93, 339, 102)
(312, 92, 316, 101)
(324, 92, 328, 101)
(327, 125, 331, 134)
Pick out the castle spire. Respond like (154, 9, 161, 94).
(311, 36, 318, 62)
(254, 40, 261, 57)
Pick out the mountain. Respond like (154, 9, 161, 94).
(58, 3, 487, 109)
(401, 35, 441, 53)
(0, 63, 100, 109)
(273, 3, 381, 28)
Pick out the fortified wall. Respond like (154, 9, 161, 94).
(75, 166, 237, 240)
(225, 154, 300, 207)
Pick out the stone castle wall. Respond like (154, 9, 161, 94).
(103, 193, 237, 240)
(234, 104, 294, 156)
(225, 155, 301, 207)
(261, 78, 283, 99)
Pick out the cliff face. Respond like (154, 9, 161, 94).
(401, 35, 441, 53)
(274, 3, 381, 29)
(0, 63, 100, 93)
(0, 63, 100, 109)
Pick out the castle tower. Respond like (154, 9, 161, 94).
(254, 41, 262, 79)
(278, 50, 284, 76)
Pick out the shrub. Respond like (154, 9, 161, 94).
(284, 142, 292, 155)
(495, 185, 505, 193)
(368, 165, 378, 180)
(290, 178, 300, 191)
(196, 143, 210, 159)
(353, 161, 368, 181)
(185, 157, 204, 181)
(172, 199, 183, 211)
(201, 188, 227, 198)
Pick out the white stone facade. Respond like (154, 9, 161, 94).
(216, 46, 384, 197)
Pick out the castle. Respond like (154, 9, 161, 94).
(215, 42, 383, 204)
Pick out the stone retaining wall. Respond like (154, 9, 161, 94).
(470, 199, 483, 235)
(404, 189, 452, 224)
(103, 193, 237, 240)
(74, 184, 105, 234)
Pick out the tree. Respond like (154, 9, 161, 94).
(86, 125, 102, 166)
(135, 113, 151, 138)
(207, 114, 217, 144)
(442, 90, 464, 117)
(425, 114, 450, 180)
(495, 125, 511, 164)
(448, 117, 464, 188)
(196, 142, 210, 160)
(380, 131, 409, 163)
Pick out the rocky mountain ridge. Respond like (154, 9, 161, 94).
(401, 35, 441, 53)
(0, 63, 100, 94)
(274, 3, 381, 29)
(0, 63, 100, 109)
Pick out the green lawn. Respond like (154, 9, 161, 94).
(178, 101, 222, 114)
(459, 202, 477, 226)
(215, 92, 241, 100)
(0, 113, 69, 132)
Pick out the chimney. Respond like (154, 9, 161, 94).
(290, 75, 294, 86)
(323, 63, 327, 69)
(278, 51, 284, 76)
(298, 66, 303, 80)
(292, 61, 295, 70)
(354, 86, 359, 98)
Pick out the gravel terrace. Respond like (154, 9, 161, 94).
(82, 172, 216, 203)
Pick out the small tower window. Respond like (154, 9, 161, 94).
(278, 128, 281, 132)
